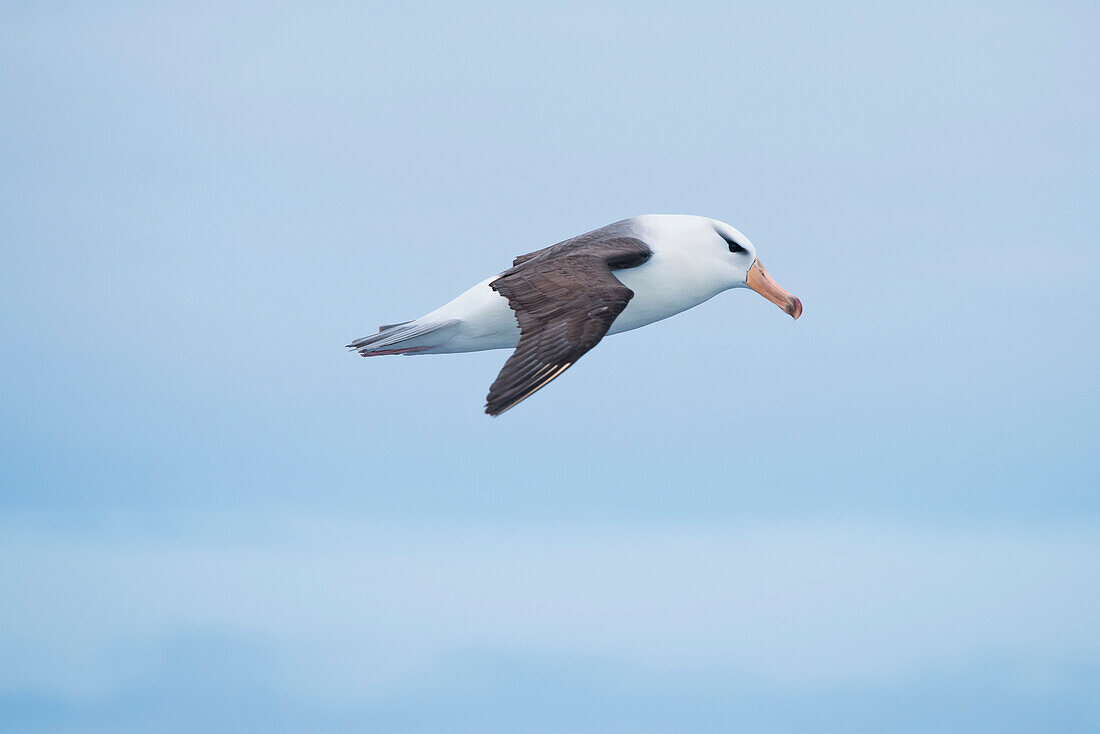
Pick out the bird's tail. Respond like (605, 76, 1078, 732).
(346, 319, 459, 356)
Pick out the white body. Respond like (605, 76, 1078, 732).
(376, 215, 757, 354)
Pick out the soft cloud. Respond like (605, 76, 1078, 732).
(3, 513, 1098, 710)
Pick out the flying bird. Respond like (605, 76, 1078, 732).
(348, 215, 802, 415)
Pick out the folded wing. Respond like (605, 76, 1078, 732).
(485, 235, 651, 415)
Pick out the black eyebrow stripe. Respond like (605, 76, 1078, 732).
(721, 234, 746, 252)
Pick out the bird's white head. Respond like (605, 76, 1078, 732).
(707, 218, 802, 320)
(639, 215, 803, 320)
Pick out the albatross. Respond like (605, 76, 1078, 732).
(348, 214, 802, 415)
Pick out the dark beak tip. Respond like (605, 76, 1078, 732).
(788, 297, 803, 320)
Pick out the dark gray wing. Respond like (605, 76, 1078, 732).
(485, 231, 651, 416)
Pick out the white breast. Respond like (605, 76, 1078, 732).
(607, 241, 730, 335)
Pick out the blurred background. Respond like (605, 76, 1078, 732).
(2, 1, 1098, 731)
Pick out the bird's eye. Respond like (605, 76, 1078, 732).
(725, 237, 746, 254)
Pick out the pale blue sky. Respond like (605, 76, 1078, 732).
(2, 1, 1098, 732)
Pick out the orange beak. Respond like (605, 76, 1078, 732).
(746, 260, 802, 320)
